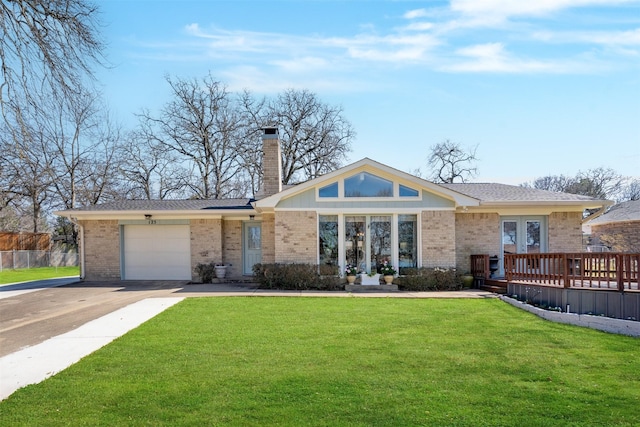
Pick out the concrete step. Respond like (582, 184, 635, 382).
(345, 284, 399, 292)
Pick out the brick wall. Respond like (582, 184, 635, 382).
(190, 219, 223, 281)
(223, 220, 243, 277)
(548, 212, 583, 252)
(421, 211, 456, 268)
(262, 137, 282, 197)
(455, 212, 501, 273)
(274, 211, 317, 263)
(81, 220, 120, 280)
(261, 213, 276, 264)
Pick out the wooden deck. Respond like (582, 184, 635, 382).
(471, 253, 640, 294)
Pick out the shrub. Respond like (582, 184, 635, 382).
(397, 267, 462, 291)
(194, 262, 216, 283)
(252, 263, 343, 291)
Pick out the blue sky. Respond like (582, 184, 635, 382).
(97, 0, 640, 184)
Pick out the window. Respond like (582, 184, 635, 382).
(319, 182, 338, 198)
(398, 214, 417, 272)
(319, 215, 338, 266)
(344, 172, 393, 197)
(399, 185, 419, 197)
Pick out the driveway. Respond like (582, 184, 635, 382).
(0, 281, 188, 357)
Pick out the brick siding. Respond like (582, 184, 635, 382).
(421, 210, 456, 268)
(548, 212, 583, 252)
(455, 212, 501, 273)
(261, 213, 276, 264)
(81, 220, 120, 280)
(274, 211, 317, 263)
(190, 219, 223, 281)
(222, 219, 243, 277)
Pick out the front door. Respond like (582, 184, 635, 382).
(344, 215, 392, 274)
(243, 222, 262, 275)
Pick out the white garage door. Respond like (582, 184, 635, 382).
(123, 224, 191, 280)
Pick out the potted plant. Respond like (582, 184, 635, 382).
(345, 264, 357, 284)
(461, 272, 474, 288)
(379, 261, 397, 284)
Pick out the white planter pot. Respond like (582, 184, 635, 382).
(215, 265, 227, 279)
(361, 274, 381, 285)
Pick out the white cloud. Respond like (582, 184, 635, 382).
(450, 0, 634, 18)
(534, 28, 640, 46)
(442, 42, 577, 73)
(404, 9, 430, 19)
(404, 22, 434, 31)
(271, 56, 329, 72)
(149, 5, 637, 79)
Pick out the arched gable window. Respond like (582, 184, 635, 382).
(344, 172, 393, 197)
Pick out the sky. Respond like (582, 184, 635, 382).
(97, 0, 640, 185)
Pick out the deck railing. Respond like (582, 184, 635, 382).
(472, 253, 640, 292)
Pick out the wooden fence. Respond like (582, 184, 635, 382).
(0, 232, 50, 251)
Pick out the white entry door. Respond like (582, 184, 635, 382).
(243, 222, 262, 275)
(123, 224, 191, 280)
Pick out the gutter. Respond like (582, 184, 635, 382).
(66, 216, 85, 280)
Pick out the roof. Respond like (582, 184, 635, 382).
(439, 183, 605, 204)
(56, 199, 253, 216)
(55, 159, 611, 218)
(586, 200, 640, 225)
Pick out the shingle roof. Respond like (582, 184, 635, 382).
(69, 199, 253, 212)
(587, 200, 640, 224)
(439, 183, 603, 203)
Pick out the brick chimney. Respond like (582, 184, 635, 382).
(261, 127, 282, 197)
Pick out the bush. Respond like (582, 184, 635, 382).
(397, 267, 462, 291)
(195, 262, 216, 283)
(252, 263, 343, 291)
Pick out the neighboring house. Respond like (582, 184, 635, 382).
(55, 128, 611, 282)
(584, 200, 640, 252)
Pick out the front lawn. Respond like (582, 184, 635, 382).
(0, 266, 79, 285)
(2, 298, 639, 426)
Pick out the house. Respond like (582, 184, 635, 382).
(55, 128, 611, 282)
(584, 199, 640, 252)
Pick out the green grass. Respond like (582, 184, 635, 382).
(0, 266, 79, 285)
(1, 298, 639, 426)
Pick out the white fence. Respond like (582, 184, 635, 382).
(0, 250, 78, 271)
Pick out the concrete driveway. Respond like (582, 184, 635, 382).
(0, 280, 189, 357)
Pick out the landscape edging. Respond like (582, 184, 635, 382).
(499, 295, 640, 337)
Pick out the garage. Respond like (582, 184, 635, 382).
(123, 224, 191, 280)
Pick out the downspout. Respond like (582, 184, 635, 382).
(68, 216, 85, 280)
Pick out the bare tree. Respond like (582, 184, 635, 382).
(620, 179, 640, 201)
(0, 0, 104, 113)
(524, 175, 574, 193)
(427, 140, 478, 183)
(567, 168, 624, 200)
(137, 74, 249, 199)
(266, 89, 354, 185)
(74, 114, 125, 206)
(120, 131, 188, 200)
(0, 99, 53, 232)
(523, 167, 624, 201)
